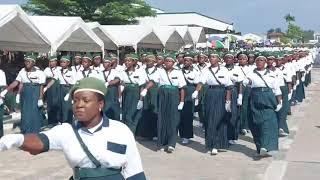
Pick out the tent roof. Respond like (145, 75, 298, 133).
(188, 27, 206, 44)
(30, 16, 104, 52)
(152, 26, 184, 51)
(102, 25, 152, 48)
(171, 26, 193, 45)
(86, 22, 118, 50)
(0, 5, 50, 52)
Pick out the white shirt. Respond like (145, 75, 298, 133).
(16, 68, 46, 84)
(75, 69, 104, 82)
(0, 69, 7, 86)
(43, 66, 61, 80)
(90, 64, 104, 72)
(200, 66, 233, 87)
(247, 69, 282, 96)
(225, 65, 245, 84)
(144, 66, 162, 84)
(102, 69, 121, 82)
(278, 65, 293, 83)
(42, 118, 145, 179)
(182, 67, 201, 85)
(72, 65, 83, 73)
(158, 69, 187, 88)
(57, 68, 77, 85)
(120, 68, 148, 86)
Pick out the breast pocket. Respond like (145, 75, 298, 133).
(107, 142, 127, 154)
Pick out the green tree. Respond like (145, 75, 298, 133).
(286, 23, 304, 43)
(23, 0, 156, 25)
(303, 30, 314, 42)
(284, 13, 295, 24)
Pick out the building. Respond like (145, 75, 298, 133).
(138, 12, 234, 34)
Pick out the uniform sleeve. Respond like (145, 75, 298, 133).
(193, 70, 201, 84)
(224, 71, 233, 87)
(122, 129, 146, 180)
(271, 77, 282, 96)
(38, 70, 46, 84)
(15, 69, 23, 82)
(0, 70, 7, 86)
(177, 71, 187, 88)
(40, 124, 70, 150)
(199, 69, 208, 84)
(138, 70, 148, 86)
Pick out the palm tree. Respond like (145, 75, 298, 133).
(285, 14, 295, 24)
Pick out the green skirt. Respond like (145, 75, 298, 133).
(240, 86, 251, 130)
(157, 85, 180, 148)
(204, 86, 228, 150)
(248, 87, 278, 152)
(104, 85, 120, 121)
(227, 86, 240, 141)
(136, 86, 158, 138)
(46, 78, 61, 125)
(20, 83, 44, 134)
(197, 85, 208, 124)
(277, 86, 289, 134)
(60, 85, 73, 124)
(178, 84, 195, 139)
(122, 84, 141, 134)
(296, 76, 305, 102)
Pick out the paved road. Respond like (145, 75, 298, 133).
(0, 69, 320, 180)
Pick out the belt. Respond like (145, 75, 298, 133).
(251, 87, 271, 92)
(161, 85, 178, 89)
(208, 85, 224, 88)
(60, 84, 72, 87)
(125, 83, 139, 87)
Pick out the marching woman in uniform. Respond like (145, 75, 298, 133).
(120, 54, 151, 134)
(179, 52, 200, 145)
(194, 52, 232, 155)
(75, 54, 104, 81)
(0, 77, 146, 180)
(0, 68, 7, 137)
(43, 56, 61, 126)
(157, 54, 186, 153)
(0, 54, 45, 134)
(238, 52, 252, 135)
(224, 53, 244, 145)
(136, 54, 161, 139)
(72, 53, 83, 73)
(102, 55, 121, 121)
(91, 53, 104, 72)
(247, 54, 282, 156)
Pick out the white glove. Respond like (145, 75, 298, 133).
(192, 90, 199, 99)
(64, 93, 70, 101)
(105, 82, 109, 88)
(243, 78, 249, 86)
(37, 99, 44, 107)
(275, 100, 283, 112)
(136, 100, 143, 110)
(0, 89, 8, 98)
(0, 134, 24, 151)
(178, 102, 184, 110)
(301, 76, 306, 82)
(293, 84, 297, 90)
(0, 98, 3, 106)
(225, 100, 231, 112)
(140, 89, 148, 97)
(195, 98, 199, 106)
(237, 94, 243, 106)
(120, 85, 124, 93)
(16, 94, 20, 104)
(43, 87, 48, 93)
(288, 92, 293, 100)
(296, 79, 300, 85)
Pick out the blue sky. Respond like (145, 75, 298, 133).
(1, 0, 319, 34)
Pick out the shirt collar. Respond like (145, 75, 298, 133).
(74, 114, 109, 134)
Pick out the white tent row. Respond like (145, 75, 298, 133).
(0, 5, 50, 52)
(30, 16, 104, 53)
(86, 22, 118, 50)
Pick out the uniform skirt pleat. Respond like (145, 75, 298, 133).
(296, 76, 305, 102)
(46, 79, 61, 125)
(277, 86, 289, 134)
(104, 85, 121, 121)
(136, 86, 158, 138)
(204, 86, 228, 150)
(60, 85, 73, 124)
(122, 85, 141, 134)
(248, 88, 278, 152)
(20, 84, 43, 134)
(198, 85, 208, 125)
(0, 86, 5, 137)
(227, 86, 240, 141)
(179, 84, 195, 139)
(157, 86, 180, 148)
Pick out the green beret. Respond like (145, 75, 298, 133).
(82, 53, 93, 61)
(156, 52, 165, 58)
(164, 53, 176, 62)
(60, 55, 71, 62)
(176, 52, 184, 58)
(103, 55, 112, 62)
(198, 51, 208, 57)
(49, 55, 57, 61)
(71, 77, 107, 99)
(184, 51, 194, 59)
(24, 53, 37, 61)
(74, 53, 82, 59)
(125, 53, 139, 60)
(92, 53, 101, 59)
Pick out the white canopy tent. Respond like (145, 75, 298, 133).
(152, 26, 184, 51)
(86, 22, 118, 50)
(188, 27, 206, 44)
(0, 5, 50, 52)
(242, 33, 263, 42)
(171, 26, 193, 45)
(30, 16, 104, 53)
(102, 25, 152, 50)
